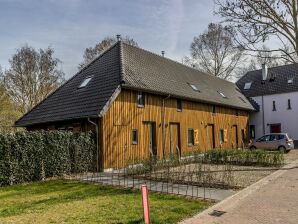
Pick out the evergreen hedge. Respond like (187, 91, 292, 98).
(0, 131, 96, 186)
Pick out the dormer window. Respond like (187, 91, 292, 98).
(218, 91, 227, 98)
(188, 83, 200, 92)
(288, 78, 293, 84)
(78, 76, 92, 88)
(244, 82, 252, 90)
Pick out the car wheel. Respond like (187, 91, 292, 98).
(278, 146, 286, 153)
(249, 146, 256, 150)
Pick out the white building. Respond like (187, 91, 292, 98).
(237, 63, 298, 147)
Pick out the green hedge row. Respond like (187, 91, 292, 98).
(0, 131, 96, 186)
(203, 149, 284, 167)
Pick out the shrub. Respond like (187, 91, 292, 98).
(204, 149, 284, 167)
(0, 131, 96, 186)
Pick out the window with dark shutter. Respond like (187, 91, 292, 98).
(132, 129, 138, 144)
(188, 129, 194, 146)
(272, 101, 276, 111)
(137, 92, 145, 107)
(219, 129, 224, 144)
(177, 99, 182, 112)
(249, 125, 255, 139)
(287, 99, 292, 110)
(212, 105, 216, 114)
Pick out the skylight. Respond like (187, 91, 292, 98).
(189, 83, 200, 92)
(288, 78, 293, 84)
(218, 91, 227, 98)
(244, 82, 252, 90)
(79, 76, 92, 88)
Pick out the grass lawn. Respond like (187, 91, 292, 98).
(0, 180, 209, 224)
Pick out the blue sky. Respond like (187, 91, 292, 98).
(0, 0, 219, 78)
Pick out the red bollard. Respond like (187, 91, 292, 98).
(141, 184, 150, 224)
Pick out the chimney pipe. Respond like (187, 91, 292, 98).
(262, 63, 268, 81)
(116, 34, 121, 41)
(161, 51, 165, 57)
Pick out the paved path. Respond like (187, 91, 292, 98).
(181, 159, 298, 224)
(81, 173, 236, 201)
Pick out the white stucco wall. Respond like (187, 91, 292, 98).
(250, 91, 298, 141)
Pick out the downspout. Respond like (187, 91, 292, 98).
(262, 95, 265, 135)
(161, 94, 171, 159)
(88, 118, 99, 172)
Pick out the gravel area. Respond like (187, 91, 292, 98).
(284, 149, 298, 163)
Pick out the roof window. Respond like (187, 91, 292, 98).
(218, 90, 227, 98)
(78, 76, 92, 88)
(288, 78, 293, 84)
(188, 83, 200, 92)
(244, 82, 252, 90)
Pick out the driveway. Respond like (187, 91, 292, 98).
(181, 157, 298, 224)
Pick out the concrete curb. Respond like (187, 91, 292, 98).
(180, 159, 298, 224)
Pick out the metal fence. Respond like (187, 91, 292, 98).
(72, 149, 283, 201)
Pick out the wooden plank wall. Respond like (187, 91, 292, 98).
(102, 89, 249, 169)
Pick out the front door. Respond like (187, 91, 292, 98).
(207, 124, 215, 149)
(270, 124, 281, 133)
(169, 123, 181, 158)
(232, 125, 238, 149)
(144, 122, 157, 158)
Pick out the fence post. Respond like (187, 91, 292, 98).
(141, 184, 150, 224)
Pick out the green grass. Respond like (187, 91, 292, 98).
(0, 180, 209, 224)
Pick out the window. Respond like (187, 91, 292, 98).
(272, 100, 276, 111)
(137, 92, 145, 107)
(244, 82, 252, 90)
(212, 105, 216, 114)
(188, 83, 200, 92)
(288, 78, 293, 84)
(288, 99, 292, 110)
(188, 129, 194, 146)
(217, 91, 227, 98)
(177, 99, 182, 112)
(78, 76, 92, 88)
(257, 135, 270, 142)
(219, 129, 224, 144)
(249, 125, 255, 139)
(132, 129, 138, 144)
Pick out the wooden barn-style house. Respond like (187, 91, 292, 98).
(16, 40, 254, 170)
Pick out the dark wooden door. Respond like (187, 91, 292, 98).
(169, 123, 181, 158)
(143, 122, 157, 158)
(149, 122, 157, 157)
(207, 124, 215, 149)
(232, 125, 238, 149)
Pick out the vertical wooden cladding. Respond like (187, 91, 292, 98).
(102, 89, 249, 169)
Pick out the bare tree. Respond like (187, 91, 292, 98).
(215, 0, 298, 63)
(189, 23, 244, 80)
(79, 36, 138, 69)
(3, 45, 65, 113)
(237, 45, 283, 79)
(0, 67, 21, 132)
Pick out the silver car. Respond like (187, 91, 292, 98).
(249, 133, 294, 152)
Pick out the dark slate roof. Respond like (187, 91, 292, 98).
(15, 43, 121, 126)
(236, 63, 298, 97)
(16, 42, 254, 127)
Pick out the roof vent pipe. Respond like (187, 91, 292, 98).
(116, 34, 121, 41)
(262, 63, 268, 80)
(161, 51, 165, 57)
